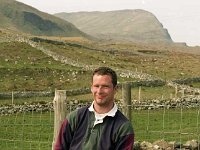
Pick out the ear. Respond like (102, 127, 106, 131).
(91, 85, 93, 93)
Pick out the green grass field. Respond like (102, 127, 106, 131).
(133, 108, 200, 142)
(0, 108, 199, 150)
(0, 30, 200, 149)
(0, 84, 199, 149)
(0, 111, 54, 150)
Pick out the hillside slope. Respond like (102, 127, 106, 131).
(0, 29, 199, 92)
(55, 9, 173, 43)
(0, 0, 90, 38)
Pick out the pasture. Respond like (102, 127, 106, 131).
(0, 30, 200, 149)
(0, 104, 199, 149)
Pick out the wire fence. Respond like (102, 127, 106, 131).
(132, 106, 200, 142)
(0, 110, 54, 150)
(0, 100, 200, 149)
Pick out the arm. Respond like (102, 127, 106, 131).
(114, 122, 134, 150)
(115, 134, 134, 150)
(54, 119, 71, 150)
(54, 111, 78, 150)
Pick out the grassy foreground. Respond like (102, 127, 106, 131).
(133, 108, 200, 142)
(0, 112, 54, 150)
(0, 108, 199, 149)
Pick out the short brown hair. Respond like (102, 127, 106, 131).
(92, 67, 117, 87)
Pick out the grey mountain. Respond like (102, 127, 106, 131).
(0, 0, 90, 38)
(55, 9, 173, 43)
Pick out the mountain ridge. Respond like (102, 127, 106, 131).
(0, 0, 90, 38)
(55, 9, 173, 43)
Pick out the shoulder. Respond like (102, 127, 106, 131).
(67, 106, 90, 127)
(111, 110, 134, 143)
(68, 106, 89, 118)
(115, 110, 129, 123)
(77, 105, 89, 114)
(115, 110, 134, 134)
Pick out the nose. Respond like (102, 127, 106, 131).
(96, 86, 103, 94)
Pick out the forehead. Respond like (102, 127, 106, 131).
(92, 74, 112, 83)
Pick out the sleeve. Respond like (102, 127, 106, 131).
(53, 110, 78, 150)
(114, 121, 134, 150)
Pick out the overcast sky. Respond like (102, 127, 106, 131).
(16, 0, 200, 46)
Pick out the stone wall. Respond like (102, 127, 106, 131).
(134, 140, 200, 150)
(0, 88, 90, 99)
(173, 77, 200, 85)
(1, 95, 199, 115)
(0, 80, 165, 99)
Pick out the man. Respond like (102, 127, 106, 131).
(54, 67, 134, 150)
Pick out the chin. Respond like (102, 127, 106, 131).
(95, 99, 104, 104)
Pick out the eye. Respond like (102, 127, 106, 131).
(93, 85, 99, 88)
(102, 85, 110, 89)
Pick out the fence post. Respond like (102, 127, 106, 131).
(12, 91, 14, 105)
(122, 82, 132, 121)
(175, 85, 178, 98)
(138, 86, 141, 102)
(52, 89, 68, 150)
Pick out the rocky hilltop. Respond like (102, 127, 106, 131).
(55, 9, 173, 43)
(0, 0, 90, 38)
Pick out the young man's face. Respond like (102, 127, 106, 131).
(91, 74, 117, 108)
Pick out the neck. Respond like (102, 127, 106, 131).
(93, 102, 114, 114)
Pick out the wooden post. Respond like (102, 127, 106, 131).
(175, 85, 178, 98)
(12, 91, 14, 105)
(122, 83, 132, 121)
(138, 86, 141, 102)
(52, 89, 68, 150)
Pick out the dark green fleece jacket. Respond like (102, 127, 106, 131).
(54, 106, 134, 150)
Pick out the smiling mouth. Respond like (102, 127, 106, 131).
(97, 96, 105, 99)
(97, 96, 104, 99)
